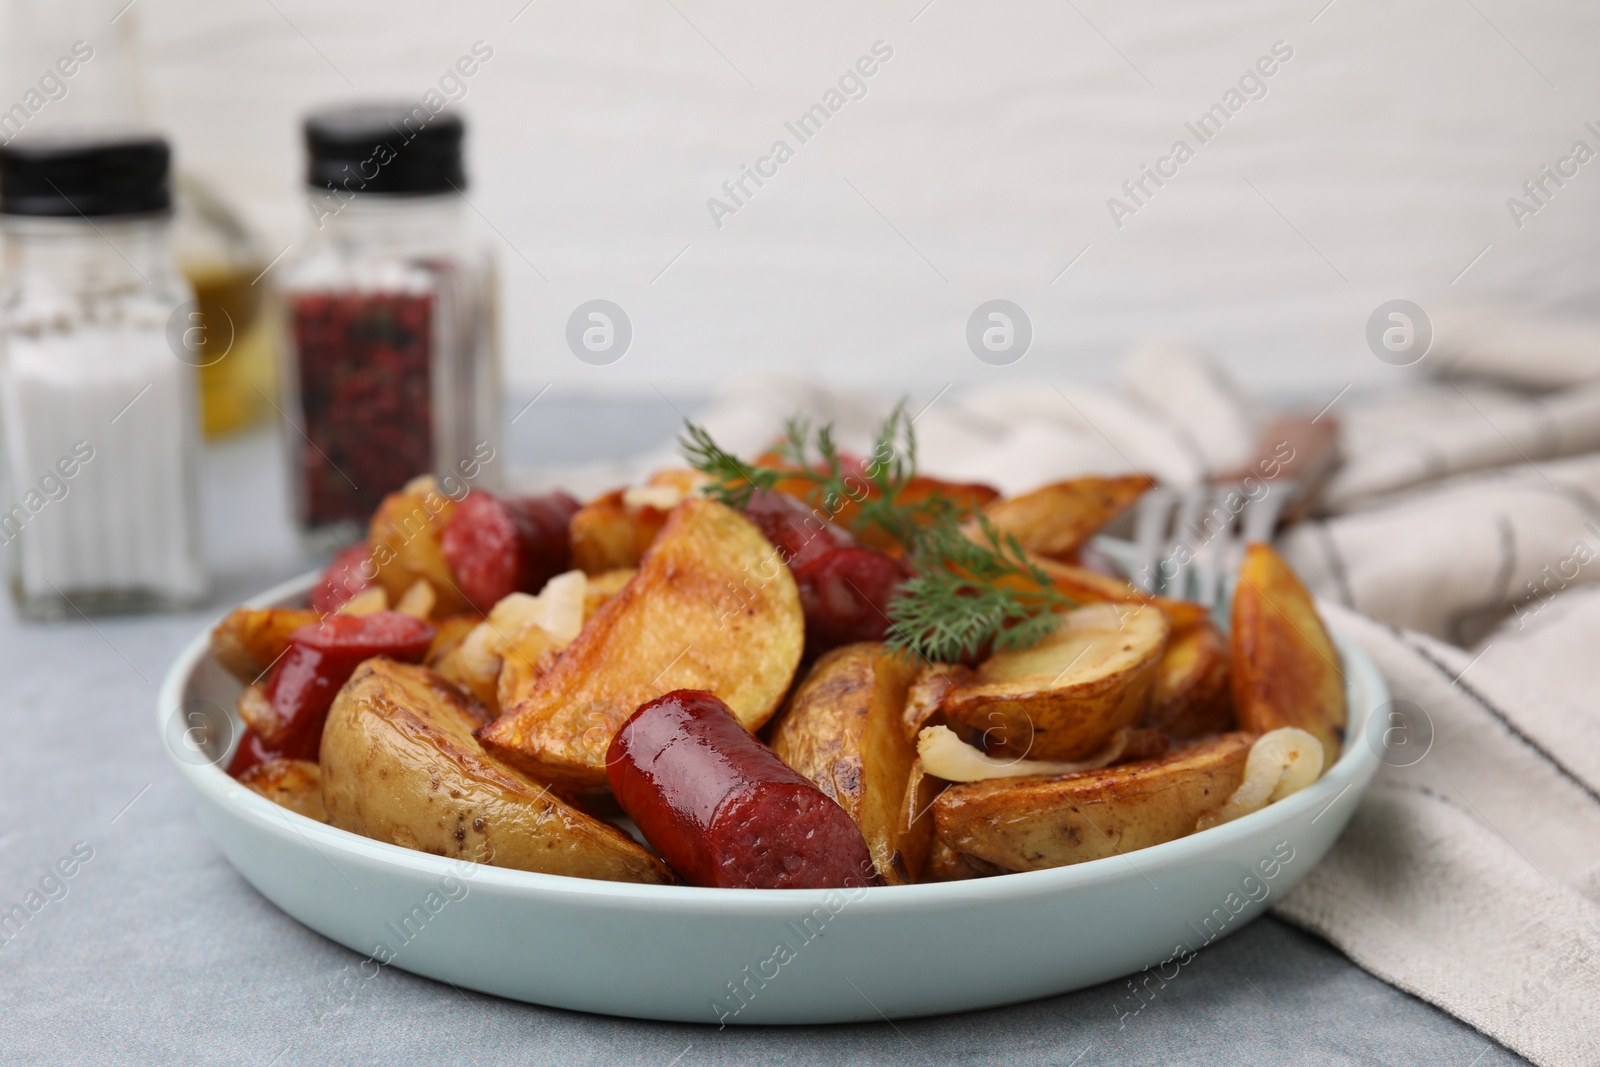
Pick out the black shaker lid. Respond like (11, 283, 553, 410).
(304, 104, 465, 195)
(0, 134, 171, 217)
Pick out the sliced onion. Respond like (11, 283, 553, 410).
(917, 725, 1128, 782)
(1198, 727, 1324, 831)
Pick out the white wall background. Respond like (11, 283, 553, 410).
(3, 0, 1599, 400)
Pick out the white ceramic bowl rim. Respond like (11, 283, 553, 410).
(160, 569, 1385, 915)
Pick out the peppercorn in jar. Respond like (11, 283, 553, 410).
(280, 104, 500, 542)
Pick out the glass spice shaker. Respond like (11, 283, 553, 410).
(280, 104, 500, 543)
(0, 134, 208, 617)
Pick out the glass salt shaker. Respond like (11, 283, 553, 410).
(0, 134, 208, 618)
(280, 104, 500, 543)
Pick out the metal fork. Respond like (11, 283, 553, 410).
(1124, 480, 1296, 608)
(1103, 413, 1340, 611)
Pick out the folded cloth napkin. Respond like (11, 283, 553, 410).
(1426, 304, 1600, 390)
(1281, 452, 1600, 645)
(1318, 380, 1600, 513)
(1276, 601, 1600, 1067)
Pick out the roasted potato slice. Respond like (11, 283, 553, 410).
(583, 568, 636, 621)
(1144, 615, 1234, 739)
(570, 472, 703, 573)
(321, 658, 672, 883)
(367, 476, 469, 615)
(931, 732, 1253, 872)
(900, 663, 973, 745)
(769, 644, 922, 884)
(982, 475, 1154, 562)
(941, 603, 1170, 761)
(238, 758, 327, 822)
(210, 606, 320, 683)
(480, 498, 804, 792)
(1231, 543, 1347, 762)
(569, 489, 645, 573)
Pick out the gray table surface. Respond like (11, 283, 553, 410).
(0, 396, 1526, 1066)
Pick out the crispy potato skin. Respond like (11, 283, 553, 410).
(568, 491, 669, 574)
(769, 644, 922, 884)
(480, 499, 804, 792)
(942, 604, 1170, 761)
(321, 659, 673, 883)
(238, 758, 327, 822)
(368, 482, 468, 615)
(983, 476, 1154, 562)
(569, 490, 637, 573)
(211, 607, 320, 682)
(932, 732, 1253, 872)
(1144, 616, 1235, 739)
(1231, 543, 1347, 762)
(900, 663, 974, 745)
(583, 568, 637, 621)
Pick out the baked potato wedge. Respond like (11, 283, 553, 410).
(769, 643, 922, 884)
(210, 606, 320, 683)
(321, 658, 673, 883)
(1144, 615, 1234, 739)
(238, 758, 327, 822)
(480, 498, 804, 792)
(940, 602, 1170, 761)
(567, 471, 704, 574)
(367, 476, 469, 615)
(931, 732, 1253, 872)
(569, 489, 650, 574)
(982, 475, 1154, 562)
(1231, 542, 1346, 761)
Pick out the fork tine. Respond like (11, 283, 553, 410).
(1131, 488, 1176, 594)
(1164, 489, 1209, 600)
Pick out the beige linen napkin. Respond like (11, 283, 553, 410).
(1280, 452, 1600, 645)
(1426, 304, 1600, 390)
(1275, 601, 1600, 1067)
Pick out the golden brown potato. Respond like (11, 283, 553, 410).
(569, 491, 671, 574)
(321, 658, 673, 883)
(932, 732, 1253, 872)
(982, 475, 1154, 562)
(896, 759, 946, 882)
(1144, 615, 1234, 739)
(1026, 554, 1211, 633)
(1231, 542, 1347, 762)
(940, 603, 1170, 761)
(583, 568, 637, 621)
(569, 489, 638, 573)
(923, 836, 995, 881)
(480, 498, 804, 792)
(900, 663, 974, 745)
(367, 476, 469, 615)
(769, 644, 921, 884)
(238, 758, 327, 822)
(210, 606, 319, 683)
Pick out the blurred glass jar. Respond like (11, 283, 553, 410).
(0, 134, 208, 617)
(172, 174, 278, 437)
(279, 104, 500, 543)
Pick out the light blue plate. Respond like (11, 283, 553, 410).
(159, 569, 1384, 1024)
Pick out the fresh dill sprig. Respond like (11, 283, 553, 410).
(678, 422, 780, 509)
(885, 517, 1077, 663)
(680, 404, 1074, 664)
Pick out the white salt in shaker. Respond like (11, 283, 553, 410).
(0, 135, 207, 618)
